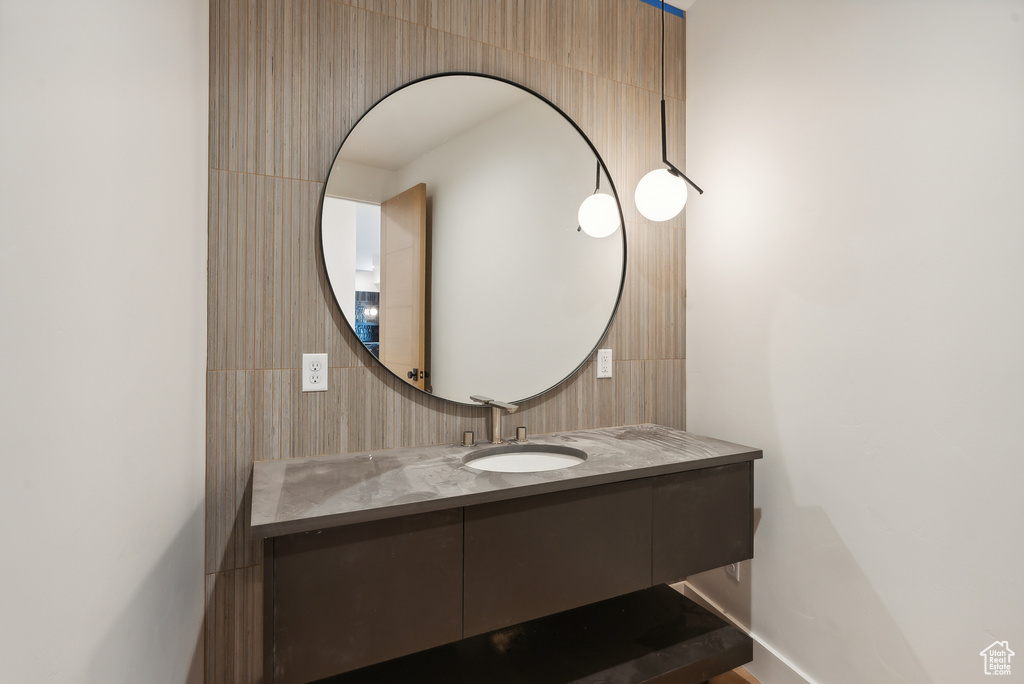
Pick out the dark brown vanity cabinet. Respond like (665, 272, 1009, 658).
(653, 462, 754, 584)
(266, 509, 463, 684)
(263, 461, 754, 683)
(463, 478, 653, 636)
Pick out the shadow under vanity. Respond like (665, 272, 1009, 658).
(251, 424, 761, 683)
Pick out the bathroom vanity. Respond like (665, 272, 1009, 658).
(251, 424, 761, 684)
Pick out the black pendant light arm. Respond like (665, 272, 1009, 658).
(661, 99, 703, 194)
(658, 0, 703, 196)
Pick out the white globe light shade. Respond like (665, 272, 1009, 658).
(634, 168, 688, 222)
(577, 192, 621, 238)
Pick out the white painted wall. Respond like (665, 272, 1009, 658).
(322, 198, 359, 323)
(0, 2, 208, 683)
(685, 2, 1024, 683)
(325, 158, 392, 204)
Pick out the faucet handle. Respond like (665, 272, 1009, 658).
(490, 400, 518, 414)
(470, 395, 518, 414)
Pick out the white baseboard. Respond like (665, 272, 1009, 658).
(675, 581, 818, 684)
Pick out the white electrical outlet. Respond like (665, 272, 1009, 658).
(597, 349, 613, 378)
(725, 562, 740, 583)
(302, 353, 328, 392)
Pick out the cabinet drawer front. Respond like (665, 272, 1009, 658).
(653, 462, 753, 584)
(270, 509, 463, 684)
(464, 479, 653, 637)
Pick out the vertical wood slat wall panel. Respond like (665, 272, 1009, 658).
(207, 1, 688, 681)
(205, 567, 262, 684)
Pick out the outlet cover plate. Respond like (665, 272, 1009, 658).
(302, 353, 328, 392)
(597, 349, 613, 378)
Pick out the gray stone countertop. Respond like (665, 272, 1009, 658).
(251, 423, 762, 539)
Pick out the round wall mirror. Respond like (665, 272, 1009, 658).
(321, 73, 625, 405)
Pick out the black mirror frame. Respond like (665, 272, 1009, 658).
(317, 71, 627, 407)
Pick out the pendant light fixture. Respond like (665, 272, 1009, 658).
(634, 0, 703, 222)
(578, 161, 621, 238)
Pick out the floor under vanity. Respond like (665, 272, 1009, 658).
(711, 668, 761, 684)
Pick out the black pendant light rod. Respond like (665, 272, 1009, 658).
(594, 160, 601, 193)
(659, 1, 703, 195)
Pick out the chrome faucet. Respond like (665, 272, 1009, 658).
(470, 395, 518, 444)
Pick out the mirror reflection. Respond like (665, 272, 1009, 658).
(322, 74, 625, 404)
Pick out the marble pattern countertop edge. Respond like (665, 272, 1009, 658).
(250, 424, 762, 540)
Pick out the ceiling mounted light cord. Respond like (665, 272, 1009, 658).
(635, 0, 703, 222)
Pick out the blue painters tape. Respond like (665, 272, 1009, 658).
(638, 0, 686, 19)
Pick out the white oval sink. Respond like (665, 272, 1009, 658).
(464, 445, 587, 473)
